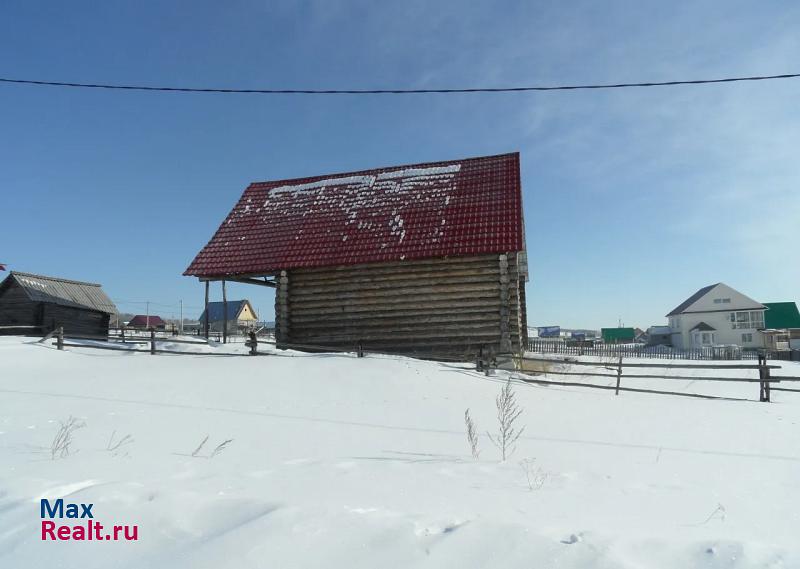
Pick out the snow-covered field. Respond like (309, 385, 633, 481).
(1, 335, 799, 568)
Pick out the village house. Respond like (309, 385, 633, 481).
(126, 314, 166, 330)
(0, 271, 117, 337)
(184, 153, 529, 358)
(667, 283, 766, 350)
(198, 300, 258, 335)
(646, 325, 672, 346)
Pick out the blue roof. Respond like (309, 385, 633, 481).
(198, 300, 254, 322)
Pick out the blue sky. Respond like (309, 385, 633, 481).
(1, 1, 798, 328)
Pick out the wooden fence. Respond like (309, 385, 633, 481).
(43, 327, 366, 359)
(40, 328, 800, 404)
(502, 354, 800, 403)
(527, 338, 797, 361)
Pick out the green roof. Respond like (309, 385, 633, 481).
(764, 302, 800, 329)
(601, 327, 636, 341)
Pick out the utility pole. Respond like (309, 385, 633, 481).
(146, 301, 150, 328)
(179, 300, 183, 335)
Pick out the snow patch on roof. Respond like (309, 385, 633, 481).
(376, 164, 461, 180)
(18, 277, 48, 290)
(268, 175, 377, 198)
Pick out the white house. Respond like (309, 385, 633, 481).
(666, 283, 766, 350)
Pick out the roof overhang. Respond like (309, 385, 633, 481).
(198, 274, 278, 288)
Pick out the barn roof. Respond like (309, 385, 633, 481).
(2, 272, 117, 314)
(184, 153, 524, 277)
(198, 300, 255, 323)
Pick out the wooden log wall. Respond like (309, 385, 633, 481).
(275, 253, 527, 359)
(41, 304, 111, 337)
(0, 283, 39, 333)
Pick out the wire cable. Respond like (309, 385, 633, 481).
(1, 72, 799, 96)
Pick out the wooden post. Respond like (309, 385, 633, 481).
(204, 281, 210, 340)
(121, 326, 126, 343)
(357, 341, 364, 358)
(150, 328, 156, 355)
(56, 326, 64, 351)
(498, 254, 512, 353)
(758, 354, 771, 402)
(275, 270, 290, 349)
(765, 360, 771, 402)
(248, 330, 258, 356)
(222, 280, 228, 345)
(476, 345, 484, 372)
(615, 354, 623, 395)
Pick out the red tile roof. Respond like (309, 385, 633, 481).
(185, 153, 523, 277)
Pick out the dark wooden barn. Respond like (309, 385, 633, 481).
(0, 272, 117, 337)
(185, 153, 529, 359)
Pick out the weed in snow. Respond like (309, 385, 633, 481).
(106, 430, 134, 457)
(519, 458, 549, 491)
(176, 435, 234, 459)
(50, 416, 85, 460)
(464, 408, 481, 459)
(487, 379, 525, 461)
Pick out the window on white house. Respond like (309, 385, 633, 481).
(741, 333, 753, 343)
(731, 311, 765, 329)
(714, 298, 731, 304)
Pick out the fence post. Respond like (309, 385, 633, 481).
(758, 354, 771, 402)
(121, 326, 126, 343)
(357, 341, 364, 358)
(615, 354, 623, 395)
(476, 345, 484, 372)
(150, 328, 156, 355)
(56, 326, 64, 351)
(248, 330, 258, 356)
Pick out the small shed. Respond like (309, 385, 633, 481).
(184, 153, 529, 358)
(0, 271, 117, 337)
(601, 327, 635, 344)
(198, 300, 257, 335)
(127, 315, 167, 330)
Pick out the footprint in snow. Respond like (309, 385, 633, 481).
(414, 520, 468, 537)
(561, 533, 583, 545)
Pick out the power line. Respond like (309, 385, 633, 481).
(1, 72, 799, 96)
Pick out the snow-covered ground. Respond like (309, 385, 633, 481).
(1, 335, 799, 568)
